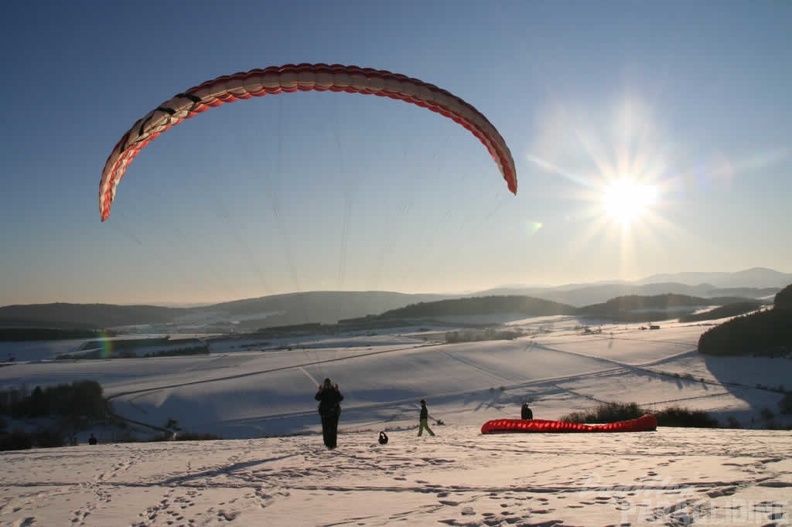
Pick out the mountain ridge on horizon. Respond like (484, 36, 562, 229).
(5, 267, 791, 308)
(1, 267, 789, 330)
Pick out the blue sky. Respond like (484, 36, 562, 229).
(1, 1, 790, 306)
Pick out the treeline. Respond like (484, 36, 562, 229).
(0, 327, 107, 342)
(698, 283, 792, 356)
(249, 322, 330, 338)
(445, 328, 524, 343)
(560, 400, 790, 429)
(360, 296, 576, 321)
(679, 301, 762, 322)
(1, 380, 111, 419)
(698, 309, 792, 356)
(1, 380, 113, 451)
(577, 294, 759, 323)
(561, 402, 719, 428)
(345, 294, 767, 327)
(78, 336, 171, 351)
(55, 337, 209, 360)
(0, 303, 186, 330)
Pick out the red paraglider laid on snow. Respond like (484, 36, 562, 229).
(480, 414, 658, 434)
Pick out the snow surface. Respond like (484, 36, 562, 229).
(1, 316, 791, 526)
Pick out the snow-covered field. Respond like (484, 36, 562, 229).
(1, 316, 791, 526)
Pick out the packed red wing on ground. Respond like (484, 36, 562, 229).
(481, 414, 658, 434)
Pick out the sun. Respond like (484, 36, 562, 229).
(601, 178, 657, 225)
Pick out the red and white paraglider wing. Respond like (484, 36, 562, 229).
(99, 64, 517, 221)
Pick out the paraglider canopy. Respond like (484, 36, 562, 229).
(99, 63, 517, 222)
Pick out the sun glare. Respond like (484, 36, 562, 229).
(601, 179, 657, 225)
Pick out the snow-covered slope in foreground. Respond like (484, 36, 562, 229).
(2, 426, 790, 527)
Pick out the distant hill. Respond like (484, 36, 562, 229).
(351, 294, 764, 327)
(0, 292, 449, 332)
(679, 301, 763, 323)
(636, 267, 792, 289)
(183, 291, 450, 330)
(0, 303, 185, 330)
(476, 282, 778, 308)
(478, 268, 790, 307)
(360, 295, 576, 321)
(1, 268, 787, 332)
(577, 294, 763, 323)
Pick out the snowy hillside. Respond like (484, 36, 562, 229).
(2, 316, 790, 441)
(2, 315, 792, 526)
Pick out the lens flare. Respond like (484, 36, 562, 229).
(99, 331, 114, 358)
